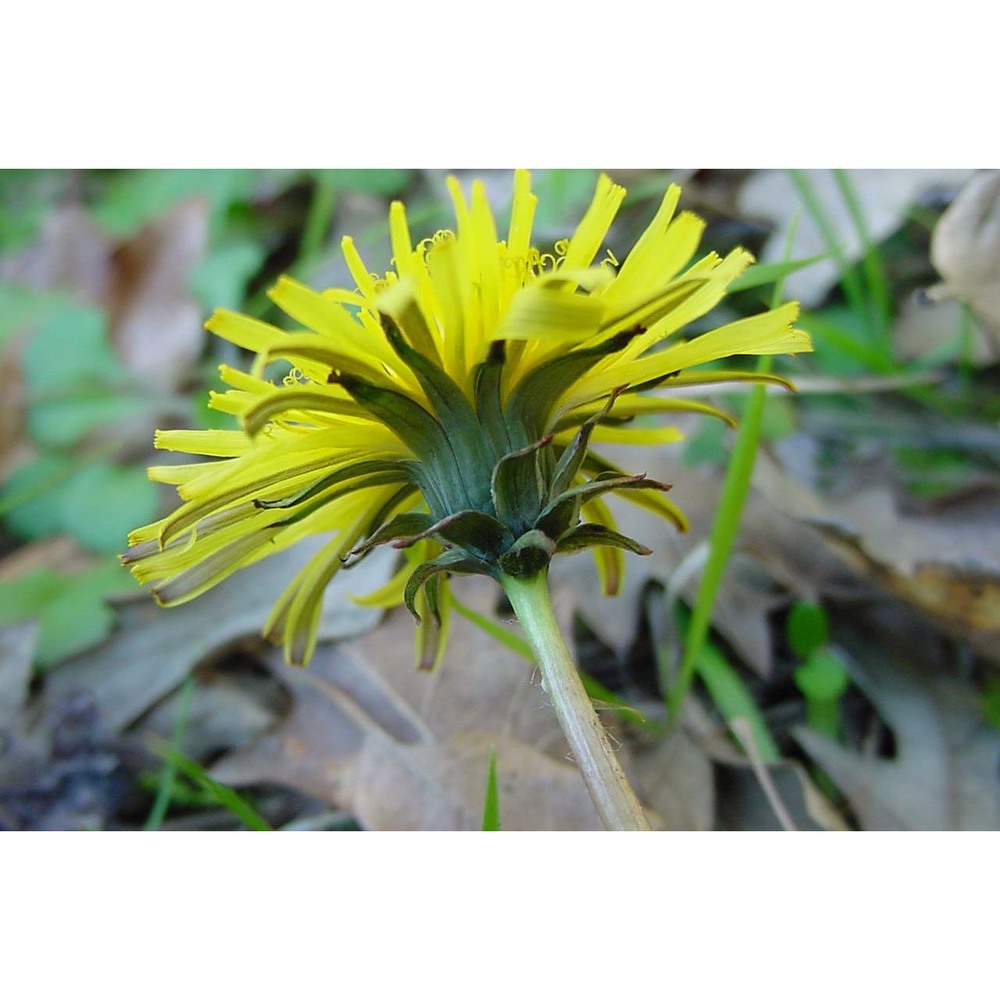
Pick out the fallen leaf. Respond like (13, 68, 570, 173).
(928, 169, 1000, 349)
(753, 450, 1000, 658)
(41, 540, 395, 733)
(0, 535, 93, 585)
(136, 673, 281, 763)
(628, 726, 714, 831)
(212, 578, 651, 830)
(352, 731, 602, 831)
(106, 198, 210, 390)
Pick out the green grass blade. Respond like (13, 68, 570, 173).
(696, 643, 780, 763)
(668, 218, 800, 721)
(149, 742, 273, 831)
(788, 170, 871, 335)
(832, 169, 893, 351)
(668, 371, 770, 718)
(481, 751, 500, 831)
(728, 252, 828, 294)
(144, 678, 194, 831)
(448, 590, 533, 660)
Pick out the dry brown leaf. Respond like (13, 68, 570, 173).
(0, 205, 114, 298)
(928, 170, 1000, 350)
(753, 450, 1000, 656)
(628, 726, 714, 831)
(0, 535, 98, 585)
(41, 540, 395, 733)
(739, 169, 973, 306)
(137, 674, 280, 763)
(211, 578, 665, 830)
(106, 198, 209, 389)
(353, 731, 602, 831)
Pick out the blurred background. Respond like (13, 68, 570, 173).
(1, 168, 998, 831)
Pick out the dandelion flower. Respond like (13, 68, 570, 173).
(124, 171, 810, 679)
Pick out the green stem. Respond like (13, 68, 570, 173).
(500, 570, 651, 831)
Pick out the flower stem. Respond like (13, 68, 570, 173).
(499, 570, 651, 831)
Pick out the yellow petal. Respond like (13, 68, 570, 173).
(267, 275, 399, 372)
(206, 310, 284, 353)
(154, 428, 251, 457)
(561, 174, 626, 272)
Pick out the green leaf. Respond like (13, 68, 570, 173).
(0, 172, 64, 251)
(982, 680, 1000, 732)
(145, 679, 195, 831)
(59, 462, 161, 554)
(0, 559, 136, 666)
(758, 394, 796, 443)
(794, 649, 850, 703)
(190, 239, 265, 312)
(21, 303, 148, 448)
(682, 416, 728, 467)
(327, 169, 412, 197)
(23, 304, 125, 391)
(786, 601, 830, 657)
(1, 452, 79, 540)
(481, 751, 500, 831)
(92, 169, 257, 236)
(0, 282, 74, 350)
(28, 390, 148, 450)
(800, 306, 895, 376)
(530, 170, 600, 231)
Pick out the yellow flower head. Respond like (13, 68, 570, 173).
(123, 172, 811, 668)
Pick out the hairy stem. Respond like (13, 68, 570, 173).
(500, 570, 651, 831)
